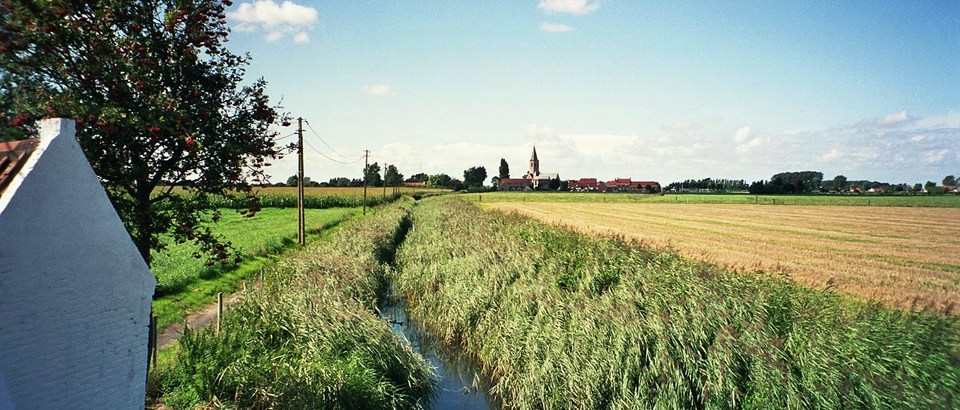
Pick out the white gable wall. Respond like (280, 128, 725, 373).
(0, 119, 155, 409)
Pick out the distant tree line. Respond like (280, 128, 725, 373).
(744, 171, 958, 195)
(748, 171, 823, 194)
(666, 178, 747, 193)
(275, 164, 492, 192)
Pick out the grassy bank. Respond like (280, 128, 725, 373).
(395, 198, 959, 408)
(151, 207, 357, 330)
(151, 201, 434, 408)
(466, 191, 960, 207)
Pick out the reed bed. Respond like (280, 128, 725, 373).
(153, 201, 434, 409)
(484, 202, 960, 315)
(395, 198, 959, 409)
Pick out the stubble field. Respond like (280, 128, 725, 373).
(484, 202, 960, 315)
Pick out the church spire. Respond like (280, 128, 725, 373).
(528, 146, 540, 177)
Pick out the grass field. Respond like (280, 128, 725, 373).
(483, 202, 960, 315)
(151, 207, 358, 329)
(467, 191, 960, 207)
(396, 198, 959, 408)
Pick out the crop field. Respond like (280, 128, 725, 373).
(256, 185, 448, 197)
(159, 186, 446, 209)
(483, 202, 960, 315)
(467, 191, 960, 207)
(395, 198, 959, 408)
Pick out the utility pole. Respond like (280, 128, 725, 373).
(383, 163, 387, 199)
(297, 117, 305, 246)
(362, 150, 370, 215)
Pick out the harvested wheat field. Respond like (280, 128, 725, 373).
(484, 202, 960, 315)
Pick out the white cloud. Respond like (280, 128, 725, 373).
(265, 109, 960, 189)
(540, 22, 573, 32)
(538, 0, 600, 15)
(912, 110, 960, 129)
(228, 1, 318, 43)
(819, 149, 842, 162)
(924, 149, 949, 163)
(733, 126, 753, 143)
(732, 126, 766, 153)
(877, 110, 911, 125)
(362, 85, 394, 96)
(265, 31, 283, 42)
(736, 137, 764, 153)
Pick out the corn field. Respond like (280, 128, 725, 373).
(395, 198, 959, 409)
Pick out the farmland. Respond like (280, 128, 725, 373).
(395, 198, 959, 408)
(484, 202, 960, 315)
(468, 191, 960, 207)
(149, 196, 960, 408)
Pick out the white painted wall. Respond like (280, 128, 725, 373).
(0, 119, 155, 409)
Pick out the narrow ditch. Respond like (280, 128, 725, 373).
(379, 211, 498, 409)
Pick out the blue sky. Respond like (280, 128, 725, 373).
(225, 0, 960, 185)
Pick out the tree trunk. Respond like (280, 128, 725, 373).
(133, 188, 154, 266)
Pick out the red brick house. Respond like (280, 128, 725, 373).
(568, 178, 605, 191)
(630, 180, 661, 193)
(566, 177, 660, 193)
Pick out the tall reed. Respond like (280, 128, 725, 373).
(395, 198, 959, 409)
(154, 200, 434, 409)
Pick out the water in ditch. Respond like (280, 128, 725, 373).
(379, 285, 498, 409)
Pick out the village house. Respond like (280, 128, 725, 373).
(498, 178, 533, 190)
(499, 146, 559, 190)
(0, 119, 155, 408)
(568, 177, 661, 193)
(568, 178, 604, 191)
(499, 147, 660, 193)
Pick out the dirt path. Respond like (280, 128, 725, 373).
(157, 291, 245, 349)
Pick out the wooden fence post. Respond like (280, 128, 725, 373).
(148, 314, 157, 370)
(216, 292, 223, 334)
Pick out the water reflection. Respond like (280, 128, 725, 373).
(380, 288, 498, 410)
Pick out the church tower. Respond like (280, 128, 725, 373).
(528, 146, 540, 177)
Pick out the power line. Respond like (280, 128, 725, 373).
(303, 120, 357, 161)
(303, 139, 364, 164)
(274, 132, 297, 141)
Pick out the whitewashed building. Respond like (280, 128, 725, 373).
(0, 119, 155, 409)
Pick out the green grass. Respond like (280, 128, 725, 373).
(150, 207, 358, 330)
(394, 197, 960, 409)
(466, 191, 960, 207)
(151, 201, 435, 409)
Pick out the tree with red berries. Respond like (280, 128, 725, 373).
(0, 0, 289, 268)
